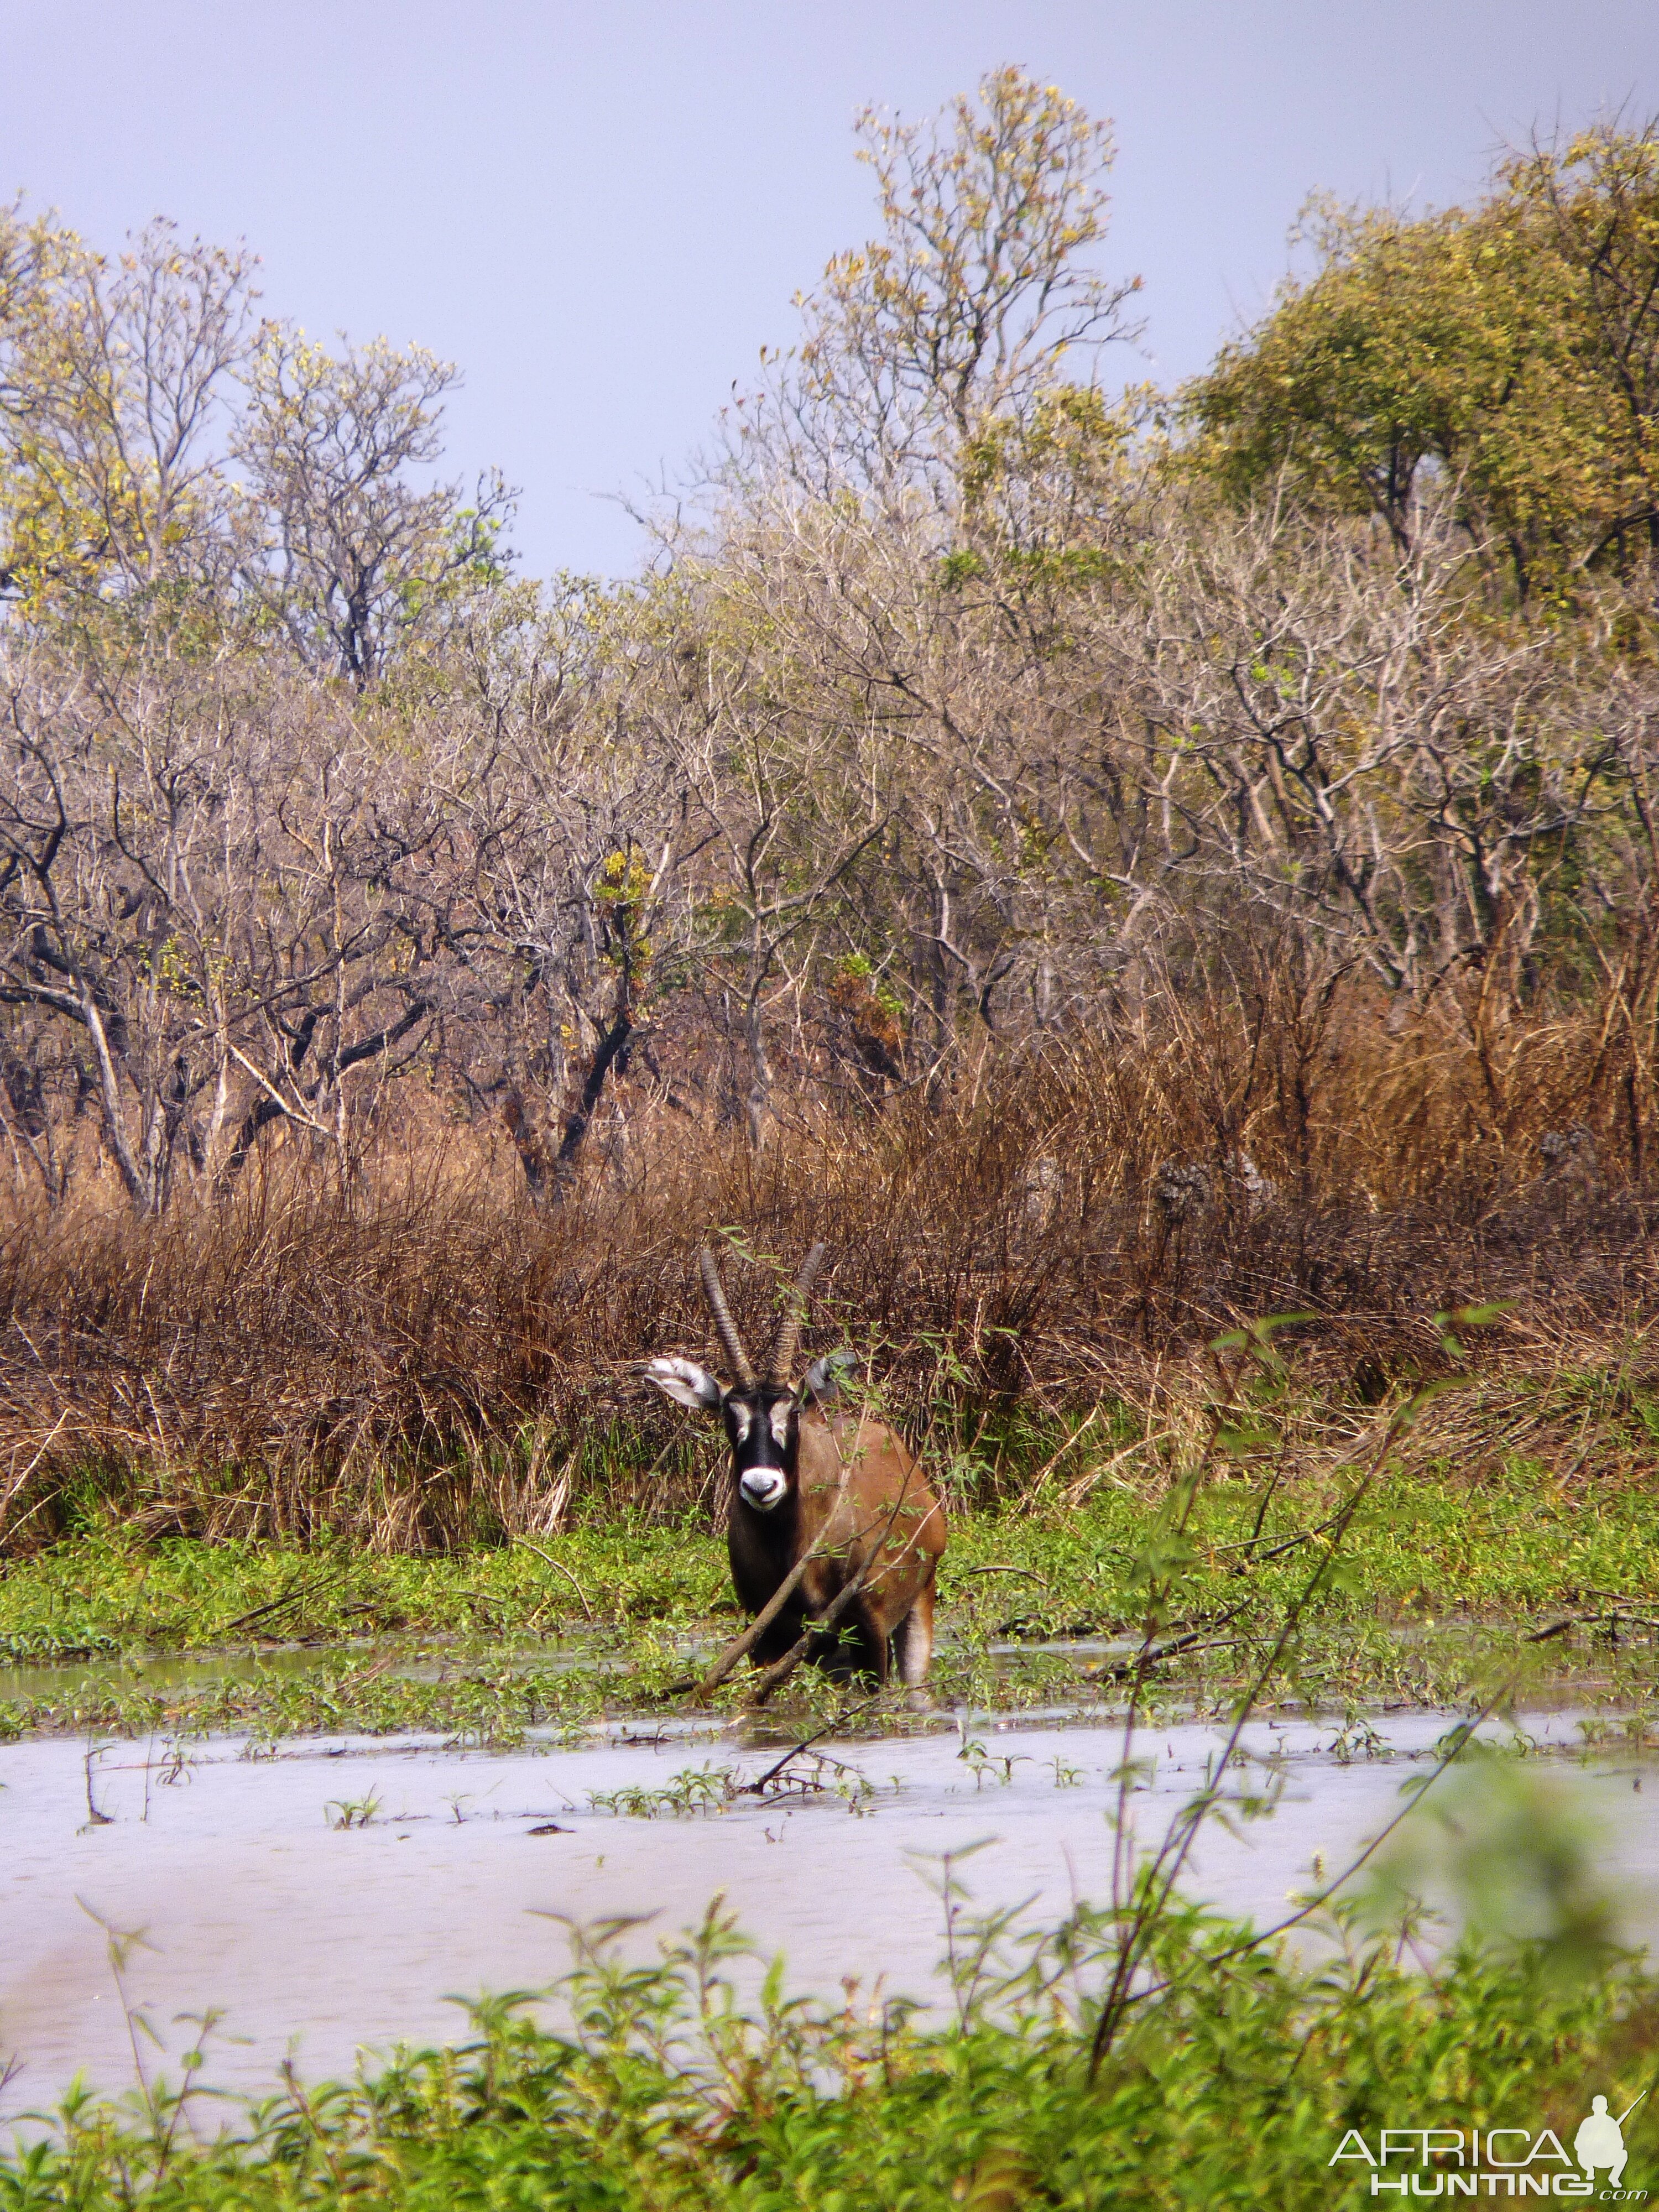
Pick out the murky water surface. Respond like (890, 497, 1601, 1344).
(0, 1645, 351, 1706)
(0, 1619, 1524, 1715)
(0, 1631, 653, 1708)
(3, 1709, 1656, 2109)
(0, 1626, 1118, 1712)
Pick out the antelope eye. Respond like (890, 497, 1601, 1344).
(768, 1402, 792, 1447)
(728, 1403, 752, 1442)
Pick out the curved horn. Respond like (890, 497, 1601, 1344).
(766, 1242, 826, 1384)
(697, 1248, 755, 1386)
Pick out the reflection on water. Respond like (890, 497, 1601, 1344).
(0, 1629, 690, 1710)
(0, 1626, 1141, 1719)
(2, 1707, 1656, 2108)
(0, 1643, 353, 1706)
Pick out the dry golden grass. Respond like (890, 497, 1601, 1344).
(0, 983, 1654, 1554)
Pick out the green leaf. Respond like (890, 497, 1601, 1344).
(1433, 1299, 1516, 1334)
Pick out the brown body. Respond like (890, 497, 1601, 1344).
(645, 1244, 947, 1688)
(727, 1404, 947, 1684)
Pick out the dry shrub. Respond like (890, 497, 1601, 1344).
(0, 985, 1655, 1555)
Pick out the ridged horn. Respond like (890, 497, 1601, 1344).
(765, 1242, 826, 1385)
(697, 1248, 755, 1386)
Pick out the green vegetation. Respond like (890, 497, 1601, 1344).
(6, 1376, 1657, 2203)
(5, 1379, 1657, 1743)
(1183, 125, 1659, 596)
(6, 1898, 1657, 2209)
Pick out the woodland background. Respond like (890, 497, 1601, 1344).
(2, 70, 1657, 1547)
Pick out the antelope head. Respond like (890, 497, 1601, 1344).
(645, 1243, 847, 1512)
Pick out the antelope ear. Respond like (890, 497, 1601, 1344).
(645, 1358, 724, 1413)
(801, 1349, 855, 1405)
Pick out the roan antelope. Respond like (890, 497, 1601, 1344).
(645, 1245, 946, 1687)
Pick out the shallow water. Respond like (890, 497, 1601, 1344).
(2, 1709, 1655, 2111)
(0, 1644, 353, 1707)
(0, 1630, 652, 1709)
(0, 1626, 1104, 1714)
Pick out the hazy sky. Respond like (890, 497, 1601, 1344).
(3, 3, 1656, 578)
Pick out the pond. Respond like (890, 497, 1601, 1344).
(3, 1708, 1655, 2109)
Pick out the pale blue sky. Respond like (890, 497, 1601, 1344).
(3, 3, 1655, 578)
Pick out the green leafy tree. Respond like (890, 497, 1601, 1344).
(0, 210, 251, 615)
(1182, 122, 1659, 599)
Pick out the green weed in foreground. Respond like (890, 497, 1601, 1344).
(4, 1899, 1657, 2210)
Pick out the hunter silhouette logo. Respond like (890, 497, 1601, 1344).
(1329, 2088, 1650, 2197)
(1575, 2095, 1646, 2195)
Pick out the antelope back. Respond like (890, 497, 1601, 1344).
(793, 1406, 945, 1561)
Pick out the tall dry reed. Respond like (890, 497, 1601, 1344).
(0, 987, 1653, 1554)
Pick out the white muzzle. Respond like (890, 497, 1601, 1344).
(739, 1468, 787, 1512)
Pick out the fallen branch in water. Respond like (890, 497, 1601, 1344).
(748, 1564, 874, 1706)
(1525, 1603, 1659, 1644)
(695, 1545, 823, 1699)
(1091, 1590, 1264, 1682)
(734, 1693, 885, 1794)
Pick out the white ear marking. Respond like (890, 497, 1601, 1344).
(645, 1358, 724, 1415)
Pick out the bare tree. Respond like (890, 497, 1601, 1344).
(0, 627, 472, 1210)
(236, 330, 513, 686)
(723, 65, 1141, 512)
